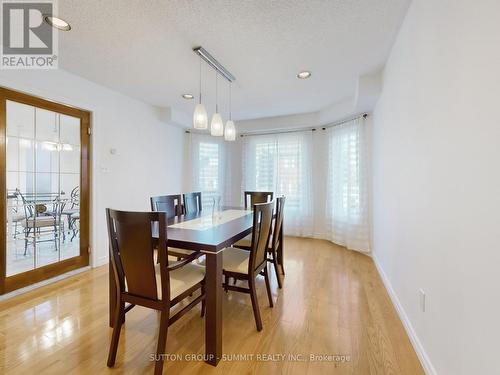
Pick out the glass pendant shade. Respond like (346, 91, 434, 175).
(224, 120, 236, 141)
(210, 113, 224, 136)
(193, 103, 208, 129)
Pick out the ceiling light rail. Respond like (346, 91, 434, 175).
(193, 47, 236, 83)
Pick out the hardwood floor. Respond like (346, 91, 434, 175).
(0, 237, 424, 374)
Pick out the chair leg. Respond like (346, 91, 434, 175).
(54, 224, 58, 251)
(61, 222, 66, 242)
(272, 257, 283, 289)
(263, 266, 274, 308)
(71, 220, 78, 241)
(249, 277, 263, 331)
(24, 227, 31, 256)
(154, 310, 169, 375)
(70, 218, 79, 242)
(107, 301, 124, 367)
(278, 245, 285, 275)
(201, 286, 206, 317)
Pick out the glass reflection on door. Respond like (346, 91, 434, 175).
(5, 100, 81, 276)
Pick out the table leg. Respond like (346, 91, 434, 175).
(204, 250, 223, 366)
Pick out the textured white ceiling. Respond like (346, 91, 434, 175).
(57, 0, 410, 121)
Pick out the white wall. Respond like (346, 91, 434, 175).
(372, 1, 500, 374)
(0, 69, 185, 267)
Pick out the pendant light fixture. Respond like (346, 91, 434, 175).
(210, 71, 224, 136)
(224, 82, 236, 141)
(191, 47, 236, 138)
(193, 56, 208, 129)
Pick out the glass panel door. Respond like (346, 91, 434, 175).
(5, 101, 82, 276)
(1, 88, 90, 293)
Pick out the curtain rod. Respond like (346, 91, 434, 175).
(239, 113, 368, 137)
(184, 113, 368, 137)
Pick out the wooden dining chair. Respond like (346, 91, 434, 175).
(221, 201, 274, 331)
(183, 192, 202, 214)
(243, 191, 274, 210)
(150, 194, 197, 259)
(234, 196, 286, 288)
(268, 196, 285, 287)
(150, 194, 183, 218)
(106, 209, 205, 375)
(234, 191, 274, 249)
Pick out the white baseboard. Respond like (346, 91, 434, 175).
(373, 255, 438, 375)
(93, 255, 108, 268)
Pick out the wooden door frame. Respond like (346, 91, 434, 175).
(0, 86, 91, 294)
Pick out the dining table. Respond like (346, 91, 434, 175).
(108, 206, 283, 366)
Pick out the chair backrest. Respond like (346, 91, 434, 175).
(18, 191, 34, 219)
(106, 209, 170, 302)
(70, 186, 80, 209)
(244, 191, 274, 210)
(150, 194, 183, 219)
(50, 198, 65, 223)
(248, 201, 274, 273)
(271, 196, 286, 250)
(183, 192, 202, 214)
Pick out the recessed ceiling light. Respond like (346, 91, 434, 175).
(297, 71, 311, 79)
(44, 15, 71, 31)
(182, 94, 194, 99)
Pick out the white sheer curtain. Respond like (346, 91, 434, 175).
(187, 117, 370, 253)
(187, 133, 231, 209)
(325, 117, 370, 253)
(242, 131, 313, 236)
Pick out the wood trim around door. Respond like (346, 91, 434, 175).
(0, 87, 91, 294)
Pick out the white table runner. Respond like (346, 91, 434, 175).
(168, 209, 251, 231)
